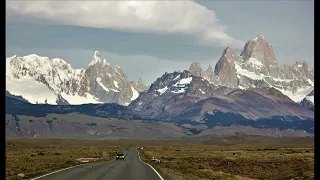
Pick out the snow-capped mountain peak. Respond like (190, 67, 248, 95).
(89, 50, 104, 66)
(241, 34, 278, 70)
(94, 50, 100, 59)
(253, 34, 266, 41)
(189, 35, 314, 103)
(6, 51, 148, 106)
(130, 77, 148, 93)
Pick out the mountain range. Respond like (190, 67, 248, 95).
(6, 51, 148, 106)
(5, 35, 314, 137)
(189, 35, 314, 104)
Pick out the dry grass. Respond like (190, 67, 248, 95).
(6, 138, 129, 180)
(6, 136, 314, 180)
(138, 137, 314, 180)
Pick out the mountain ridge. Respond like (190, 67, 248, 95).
(189, 34, 314, 103)
(5, 35, 314, 137)
(6, 94, 314, 136)
(6, 51, 148, 106)
(129, 70, 313, 122)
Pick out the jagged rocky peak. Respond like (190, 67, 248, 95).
(114, 65, 125, 75)
(294, 61, 309, 70)
(94, 50, 100, 59)
(205, 64, 213, 75)
(253, 34, 266, 41)
(290, 60, 314, 80)
(150, 70, 190, 90)
(204, 64, 214, 81)
(81, 51, 112, 82)
(89, 50, 102, 65)
(78, 51, 140, 104)
(89, 50, 110, 67)
(222, 47, 237, 60)
(240, 34, 279, 68)
(6, 50, 145, 106)
(136, 77, 148, 91)
(181, 69, 192, 78)
(131, 77, 148, 92)
(189, 61, 204, 77)
(219, 47, 240, 62)
(214, 47, 236, 74)
(212, 47, 239, 88)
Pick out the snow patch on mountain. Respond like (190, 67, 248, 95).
(157, 86, 168, 95)
(110, 88, 120, 92)
(96, 77, 110, 92)
(275, 86, 314, 103)
(300, 90, 314, 110)
(113, 80, 119, 89)
(235, 63, 263, 80)
(173, 74, 181, 81)
(6, 74, 58, 104)
(199, 89, 206, 94)
(190, 35, 314, 104)
(173, 77, 193, 88)
(306, 96, 314, 104)
(238, 85, 246, 90)
(248, 57, 264, 68)
(6, 56, 57, 104)
(171, 88, 186, 94)
(60, 92, 101, 104)
(307, 79, 314, 86)
(131, 86, 139, 101)
(178, 77, 193, 84)
(170, 77, 192, 93)
(6, 51, 148, 105)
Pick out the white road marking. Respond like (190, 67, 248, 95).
(136, 148, 165, 180)
(31, 149, 163, 180)
(30, 164, 87, 180)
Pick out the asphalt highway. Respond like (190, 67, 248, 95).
(31, 147, 163, 180)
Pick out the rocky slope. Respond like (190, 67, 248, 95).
(6, 51, 148, 105)
(129, 70, 313, 122)
(6, 95, 314, 137)
(5, 34, 314, 136)
(300, 90, 314, 111)
(130, 77, 148, 93)
(5, 113, 187, 138)
(189, 35, 314, 103)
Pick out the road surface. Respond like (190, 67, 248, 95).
(31, 147, 163, 180)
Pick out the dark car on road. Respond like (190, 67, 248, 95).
(116, 153, 125, 160)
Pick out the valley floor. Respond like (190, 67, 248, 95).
(6, 137, 314, 180)
(138, 136, 314, 180)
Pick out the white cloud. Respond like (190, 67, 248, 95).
(6, 0, 244, 48)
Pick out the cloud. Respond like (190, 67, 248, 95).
(6, 0, 244, 48)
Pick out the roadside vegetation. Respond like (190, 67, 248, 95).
(6, 138, 126, 180)
(138, 136, 314, 180)
(6, 136, 314, 180)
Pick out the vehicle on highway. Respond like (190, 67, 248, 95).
(116, 153, 125, 160)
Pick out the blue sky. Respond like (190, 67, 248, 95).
(6, 0, 314, 84)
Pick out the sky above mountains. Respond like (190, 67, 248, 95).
(6, 0, 314, 84)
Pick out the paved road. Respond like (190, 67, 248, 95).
(31, 147, 162, 180)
